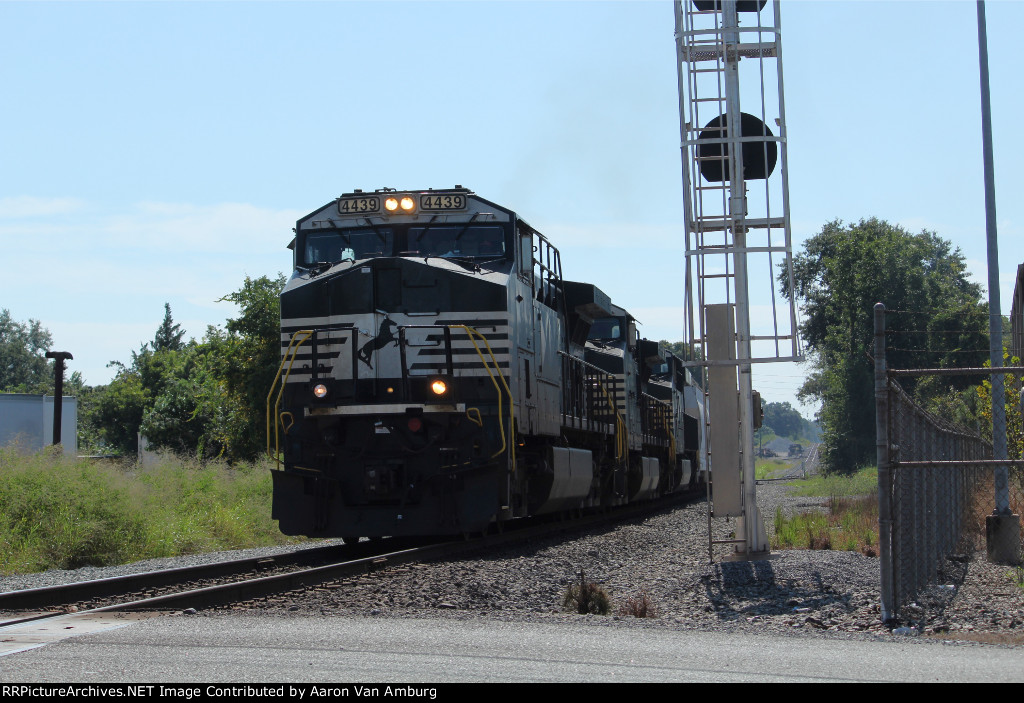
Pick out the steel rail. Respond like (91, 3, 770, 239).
(2, 492, 700, 625)
(0, 542, 351, 611)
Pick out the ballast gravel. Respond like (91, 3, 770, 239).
(3, 483, 1022, 646)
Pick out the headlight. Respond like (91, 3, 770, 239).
(312, 383, 328, 399)
(384, 195, 415, 213)
(430, 379, 448, 396)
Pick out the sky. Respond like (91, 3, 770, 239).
(1, 0, 1022, 420)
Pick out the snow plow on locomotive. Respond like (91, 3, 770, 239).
(267, 187, 705, 539)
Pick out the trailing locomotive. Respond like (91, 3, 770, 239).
(267, 187, 705, 540)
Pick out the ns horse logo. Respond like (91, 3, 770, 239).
(358, 317, 398, 369)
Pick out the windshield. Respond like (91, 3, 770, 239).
(303, 228, 394, 266)
(407, 225, 505, 259)
(589, 317, 623, 341)
(299, 224, 508, 267)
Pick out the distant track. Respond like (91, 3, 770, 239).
(756, 443, 820, 483)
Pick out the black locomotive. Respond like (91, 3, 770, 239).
(267, 187, 705, 540)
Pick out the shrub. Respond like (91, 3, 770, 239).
(563, 571, 611, 615)
(618, 590, 658, 618)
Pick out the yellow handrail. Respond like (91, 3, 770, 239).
(448, 325, 516, 468)
(595, 381, 628, 463)
(663, 415, 676, 466)
(264, 325, 515, 471)
(266, 329, 313, 468)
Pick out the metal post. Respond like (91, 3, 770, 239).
(44, 351, 73, 447)
(722, 0, 768, 557)
(978, 1, 1020, 562)
(977, 0, 1009, 516)
(875, 303, 895, 621)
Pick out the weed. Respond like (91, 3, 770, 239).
(563, 570, 611, 615)
(771, 493, 878, 554)
(618, 590, 658, 618)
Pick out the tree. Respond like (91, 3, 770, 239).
(762, 401, 804, 439)
(783, 218, 988, 473)
(94, 275, 286, 461)
(152, 303, 186, 352)
(0, 309, 53, 392)
(211, 274, 287, 459)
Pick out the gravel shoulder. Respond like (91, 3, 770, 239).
(4, 481, 1022, 647)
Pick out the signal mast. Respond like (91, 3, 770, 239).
(674, 0, 802, 559)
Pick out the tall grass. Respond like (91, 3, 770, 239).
(789, 466, 878, 497)
(0, 446, 299, 575)
(771, 466, 879, 555)
(755, 457, 791, 480)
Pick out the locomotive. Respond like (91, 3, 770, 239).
(267, 187, 705, 540)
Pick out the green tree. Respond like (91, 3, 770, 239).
(152, 303, 186, 352)
(0, 309, 53, 392)
(91, 367, 150, 454)
(211, 274, 287, 459)
(783, 218, 988, 473)
(762, 401, 804, 439)
(95, 275, 286, 461)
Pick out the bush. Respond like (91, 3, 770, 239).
(562, 571, 611, 615)
(618, 590, 658, 618)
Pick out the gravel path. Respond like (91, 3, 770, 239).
(4, 482, 1022, 646)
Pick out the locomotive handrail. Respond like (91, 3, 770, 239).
(266, 329, 314, 469)
(640, 392, 674, 447)
(595, 380, 628, 463)
(447, 324, 516, 467)
(397, 322, 515, 466)
(663, 415, 676, 465)
(557, 350, 627, 457)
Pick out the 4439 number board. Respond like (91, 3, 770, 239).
(420, 194, 467, 211)
(338, 196, 380, 214)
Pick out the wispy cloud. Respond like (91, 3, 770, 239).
(0, 196, 86, 219)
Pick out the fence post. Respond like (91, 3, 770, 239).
(875, 303, 895, 621)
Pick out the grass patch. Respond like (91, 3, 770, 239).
(772, 466, 879, 555)
(786, 465, 878, 497)
(563, 571, 611, 615)
(0, 446, 300, 575)
(755, 457, 792, 480)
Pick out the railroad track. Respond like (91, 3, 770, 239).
(0, 539, 423, 626)
(0, 490, 695, 628)
(756, 443, 821, 483)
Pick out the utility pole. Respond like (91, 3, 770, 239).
(976, 0, 1019, 562)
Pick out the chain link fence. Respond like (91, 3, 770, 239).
(875, 304, 1024, 620)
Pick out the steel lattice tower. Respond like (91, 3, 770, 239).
(674, 0, 802, 559)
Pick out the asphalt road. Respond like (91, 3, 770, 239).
(1, 613, 1020, 683)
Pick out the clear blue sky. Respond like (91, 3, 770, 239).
(2, 0, 1021, 419)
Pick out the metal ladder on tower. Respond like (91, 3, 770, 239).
(674, 0, 802, 560)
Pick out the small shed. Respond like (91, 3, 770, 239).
(0, 394, 78, 454)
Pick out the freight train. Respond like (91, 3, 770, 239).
(267, 187, 705, 540)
